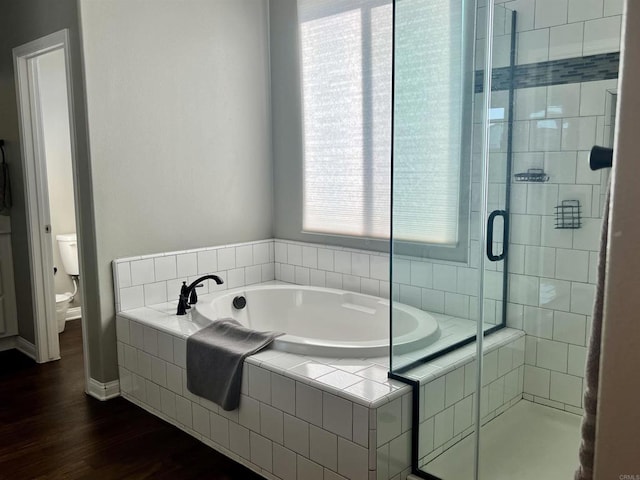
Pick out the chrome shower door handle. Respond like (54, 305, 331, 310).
(487, 210, 508, 262)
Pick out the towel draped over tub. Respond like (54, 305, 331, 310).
(186, 318, 282, 411)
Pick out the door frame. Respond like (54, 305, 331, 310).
(13, 29, 90, 386)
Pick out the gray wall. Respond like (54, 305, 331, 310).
(270, 0, 389, 253)
(79, 0, 274, 381)
(37, 49, 80, 308)
(0, 0, 100, 367)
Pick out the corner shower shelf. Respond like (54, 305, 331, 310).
(514, 168, 549, 182)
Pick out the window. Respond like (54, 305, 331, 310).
(299, 0, 471, 254)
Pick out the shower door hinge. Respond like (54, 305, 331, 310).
(44, 224, 51, 233)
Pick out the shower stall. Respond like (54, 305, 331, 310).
(388, 0, 619, 478)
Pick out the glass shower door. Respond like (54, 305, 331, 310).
(389, 0, 515, 478)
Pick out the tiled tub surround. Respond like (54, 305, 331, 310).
(115, 301, 524, 480)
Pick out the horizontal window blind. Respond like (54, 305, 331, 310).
(298, 0, 465, 245)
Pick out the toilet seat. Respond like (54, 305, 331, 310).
(56, 293, 72, 304)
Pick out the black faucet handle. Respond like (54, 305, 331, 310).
(176, 295, 189, 315)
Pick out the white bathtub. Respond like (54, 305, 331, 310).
(194, 284, 440, 358)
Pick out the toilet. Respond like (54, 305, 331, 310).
(55, 233, 79, 333)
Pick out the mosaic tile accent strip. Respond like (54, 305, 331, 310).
(475, 52, 620, 93)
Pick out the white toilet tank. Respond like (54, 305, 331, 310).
(57, 233, 79, 275)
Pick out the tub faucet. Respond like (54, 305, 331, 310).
(176, 274, 224, 315)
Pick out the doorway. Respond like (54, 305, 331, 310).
(13, 30, 88, 385)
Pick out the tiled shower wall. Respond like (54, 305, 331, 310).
(492, 0, 621, 414)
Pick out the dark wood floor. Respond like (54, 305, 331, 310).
(0, 320, 263, 479)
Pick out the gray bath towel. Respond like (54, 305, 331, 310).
(186, 319, 282, 411)
(575, 191, 610, 480)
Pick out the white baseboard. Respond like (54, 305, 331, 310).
(0, 336, 17, 352)
(16, 337, 37, 360)
(66, 306, 82, 321)
(87, 378, 120, 401)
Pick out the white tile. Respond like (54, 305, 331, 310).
(554, 311, 587, 345)
(422, 289, 445, 313)
(154, 256, 176, 282)
(389, 432, 411, 477)
(547, 84, 580, 118)
(524, 365, 550, 397)
(258, 403, 283, 445)
(360, 277, 379, 296)
(488, 377, 505, 412)
(309, 425, 338, 470)
(226, 268, 245, 289)
(193, 403, 210, 438)
(238, 395, 261, 431)
(569, 0, 603, 22)
(539, 278, 572, 312)
(576, 153, 602, 185)
(434, 406, 454, 447)
(377, 397, 402, 446)
(234, 245, 252, 268)
(509, 274, 539, 306)
(217, 247, 236, 270)
(302, 246, 318, 268)
(549, 22, 584, 60)
(253, 242, 270, 265)
(173, 337, 187, 368)
(295, 266, 310, 285)
(160, 388, 177, 419)
(562, 117, 597, 151)
(245, 264, 261, 285)
(351, 253, 370, 277)
(515, 87, 547, 120)
(151, 356, 167, 387)
(317, 370, 362, 390)
(523, 306, 554, 339)
(261, 263, 275, 282)
(433, 264, 457, 292)
(536, 338, 568, 372)
(337, 438, 368, 480)
(483, 350, 499, 386)
(526, 183, 558, 216)
(296, 382, 323, 427)
(322, 393, 352, 440)
(130, 259, 155, 285)
(283, 414, 309, 456)
(555, 248, 589, 282)
(498, 344, 514, 376)
(270, 374, 295, 415)
(196, 250, 218, 276)
(297, 456, 323, 480)
(370, 255, 389, 281)
(424, 376, 445, 419)
(273, 444, 296, 480)
(524, 246, 556, 278)
(176, 252, 197, 278)
(279, 264, 294, 283)
(510, 214, 541, 246)
(116, 262, 132, 288)
(571, 283, 596, 315)
(342, 274, 360, 293)
(318, 248, 334, 271)
(210, 412, 229, 448)
(604, 0, 623, 15)
(353, 403, 369, 448)
(176, 396, 193, 428)
(530, 119, 562, 151)
(166, 363, 182, 394)
(464, 361, 477, 397)
(334, 251, 352, 274)
(275, 242, 287, 263)
(247, 364, 271, 403)
(229, 422, 250, 460)
(583, 16, 622, 55)
(580, 79, 617, 116)
(512, 120, 530, 152)
(504, 0, 535, 32)
(144, 282, 167, 305)
(541, 216, 573, 249)
(145, 380, 161, 410)
(250, 433, 273, 471)
(120, 286, 144, 310)
(116, 316, 130, 344)
(453, 395, 473, 436)
(544, 151, 577, 184)
(568, 345, 587, 376)
(550, 372, 583, 406)
(517, 29, 550, 65)
(445, 367, 465, 407)
(535, 0, 568, 28)
(287, 244, 303, 266)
